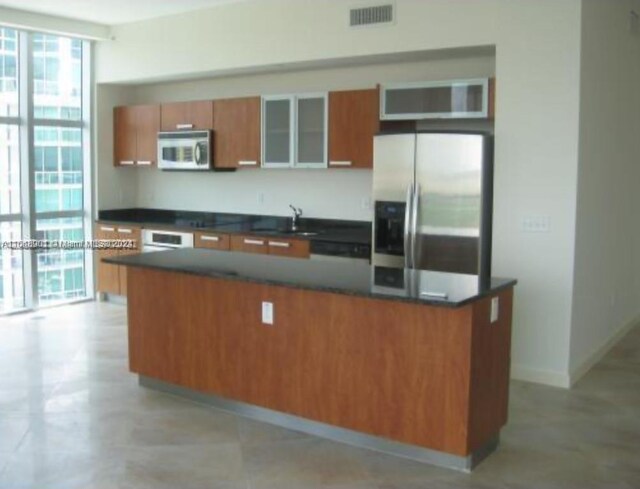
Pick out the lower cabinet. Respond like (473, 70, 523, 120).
(230, 235, 310, 259)
(230, 235, 269, 255)
(95, 223, 141, 296)
(265, 237, 310, 258)
(195, 232, 230, 251)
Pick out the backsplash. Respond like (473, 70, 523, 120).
(134, 168, 374, 221)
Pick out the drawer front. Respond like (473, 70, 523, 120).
(230, 235, 269, 254)
(116, 226, 142, 255)
(267, 238, 310, 259)
(95, 223, 121, 294)
(195, 232, 230, 251)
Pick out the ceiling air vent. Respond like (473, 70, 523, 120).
(350, 4, 394, 27)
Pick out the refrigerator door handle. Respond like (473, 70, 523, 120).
(411, 183, 421, 269)
(404, 183, 413, 268)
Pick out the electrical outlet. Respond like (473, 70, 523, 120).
(361, 197, 372, 210)
(490, 297, 499, 323)
(262, 301, 274, 325)
(521, 215, 550, 233)
(257, 192, 265, 205)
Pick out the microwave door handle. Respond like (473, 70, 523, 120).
(194, 142, 203, 165)
(404, 183, 413, 269)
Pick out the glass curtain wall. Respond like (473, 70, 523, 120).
(0, 28, 91, 313)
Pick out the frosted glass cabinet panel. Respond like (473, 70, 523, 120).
(296, 95, 327, 168)
(262, 93, 328, 168)
(381, 79, 489, 120)
(262, 97, 293, 167)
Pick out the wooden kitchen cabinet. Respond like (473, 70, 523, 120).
(195, 231, 230, 251)
(116, 225, 142, 296)
(488, 78, 496, 119)
(266, 237, 310, 258)
(113, 104, 160, 167)
(113, 107, 136, 166)
(160, 100, 214, 131)
(230, 234, 309, 259)
(95, 223, 141, 296)
(212, 97, 261, 169)
(328, 88, 379, 169)
(230, 235, 269, 254)
(127, 267, 514, 458)
(95, 224, 120, 295)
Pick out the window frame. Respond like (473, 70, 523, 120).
(0, 27, 93, 313)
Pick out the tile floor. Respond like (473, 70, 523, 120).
(0, 301, 638, 488)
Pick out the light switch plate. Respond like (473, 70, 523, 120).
(490, 297, 499, 323)
(262, 301, 274, 325)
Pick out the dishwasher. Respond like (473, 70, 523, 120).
(309, 241, 371, 264)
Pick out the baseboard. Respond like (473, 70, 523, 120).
(568, 313, 640, 387)
(511, 365, 571, 389)
(98, 293, 127, 305)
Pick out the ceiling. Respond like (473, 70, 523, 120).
(0, 0, 249, 26)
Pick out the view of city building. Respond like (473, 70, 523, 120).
(0, 28, 88, 313)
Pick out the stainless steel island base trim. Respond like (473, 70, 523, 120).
(139, 375, 499, 472)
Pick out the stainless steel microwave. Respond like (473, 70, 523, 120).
(158, 130, 212, 170)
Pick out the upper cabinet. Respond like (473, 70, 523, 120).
(296, 94, 328, 168)
(262, 93, 328, 169)
(328, 88, 379, 169)
(380, 78, 491, 120)
(114, 104, 160, 167)
(262, 96, 294, 168)
(213, 97, 261, 169)
(160, 101, 214, 131)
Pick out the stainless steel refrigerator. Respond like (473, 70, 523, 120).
(372, 132, 493, 280)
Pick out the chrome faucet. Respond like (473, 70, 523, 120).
(289, 205, 303, 231)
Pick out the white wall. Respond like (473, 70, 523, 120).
(129, 55, 494, 220)
(569, 0, 640, 381)
(93, 83, 137, 211)
(94, 0, 584, 386)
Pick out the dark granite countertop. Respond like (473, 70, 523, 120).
(106, 248, 516, 308)
(97, 208, 372, 247)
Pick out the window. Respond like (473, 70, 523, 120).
(0, 28, 18, 116)
(0, 27, 91, 314)
(33, 34, 81, 120)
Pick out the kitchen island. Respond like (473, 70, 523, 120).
(107, 248, 516, 471)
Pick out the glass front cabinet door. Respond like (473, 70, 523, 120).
(381, 79, 490, 120)
(262, 93, 328, 168)
(262, 96, 294, 168)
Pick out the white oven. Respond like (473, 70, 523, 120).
(142, 229, 194, 252)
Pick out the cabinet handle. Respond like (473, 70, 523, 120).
(137, 161, 152, 166)
(329, 161, 352, 167)
(268, 241, 290, 248)
(201, 235, 220, 242)
(243, 238, 264, 246)
(120, 161, 135, 166)
(100, 226, 115, 232)
(176, 123, 194, 130)
(238, 160, 258, 166)
(420, 291, 448, 300)
(118, 228, 133, 234)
